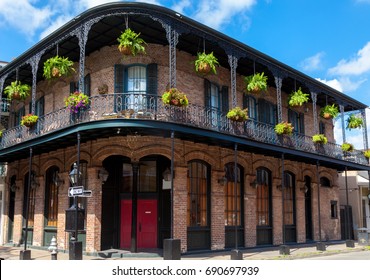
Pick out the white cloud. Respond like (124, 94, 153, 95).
(300, 52, 325, 72)
(172, 0, 192, 14)
(192, 0, 257, 30)
(0, 0, 53, 38)
(329, 41, 370, 76)
(315, 78, 343, 92)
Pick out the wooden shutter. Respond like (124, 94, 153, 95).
(114, 64, 125, 93)
(147, 63, 157, 96)
(204, 79, 211, 108)
(84, 74, 91, 96)
(221, 86, 229, 113)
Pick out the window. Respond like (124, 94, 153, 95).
(114, 64, 157, 112)
(320, 177, 331, 187)
(122, 163, 133, 193)
(258, 99, 276, 125)
(256, 168, 272, 226)
(224, 163, 242, 226)
(284, 172, 295, 226)
(319, 121, 325, 135)
(204, 80, 228, 126)
(45, 167, 59, 227)
(70, 74, 91, 96)
(187, 161, 209, 227)
(15, 107, 25, 127)
(331, 200, 338, 219)
(243, 95, 257, 120)
(139, 160, 157, 192)
(288, 109, 304, 134)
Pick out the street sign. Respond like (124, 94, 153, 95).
(80, 190, 92, 197)
(68, 186, 84, 197)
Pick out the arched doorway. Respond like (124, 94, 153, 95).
(100, 155, 171, 250)
(7, 175, 16, 243)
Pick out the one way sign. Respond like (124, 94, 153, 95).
(68, 186, 84, 197)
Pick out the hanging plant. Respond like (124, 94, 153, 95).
(346, 114, 363, 129)
(312, 134, 328, 144)
(364, 150, 370, 158)
(227, 107, 248, 122)
(117, 28, 147, 56)
(320, 104, 339, 119)
(244, 72, 268, 93)
(20, 114, 39, 127)
(4, 81, 31, 101)
(0, 129, 4, 138)
(162, 88, 189, 107)
(64, 91, 90, 113)
(341, 142, 354, 152)
(194, 52, 220, 75)
(274, 121, 294, 135)
(288, 87, 309, 107)
(43, 55, 75, 79)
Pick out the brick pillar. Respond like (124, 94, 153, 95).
(272, 178, 283, 245)
(57, 172, 70, 251)
(173, 166, 187, 252)
(211, 169, 225, 250)
(311, 182, 319, 241)
(244, 174, 256, 247)
(85, 167, 102, 253)
(13, 179, 23, 245)
(296, 180, 306, 243)
(32, 175, 45, 246)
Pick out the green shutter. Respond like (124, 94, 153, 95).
(114, 64, 125, 93)
(84, 74, 91, 96)
(221, 86, 229, 113)
(147, 63, 157, 96)
(204, 79, 211, 108)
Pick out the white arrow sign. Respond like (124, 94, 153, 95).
(68, 186, 84, 197)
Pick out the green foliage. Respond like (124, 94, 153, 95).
(0, 129, 4, 138)
(288, 87, 309, 107)
(274, 121, 294, 135)
(4, 81, 31, 100)
(43, 55, 75, 80)
(64, 91, 90, 113)
(162, 88, 189, 107)
(20, 114, 39, 127)
(226, 107, 248, 122)
(194, 52, 220, 75)
(117, 28, 147, 56)
(320, 104, 339, 119)
(312, 134, 328, 144)
(364, 150, 370, 158)
(244, 72, 268, 93)
(346, 114, 363, 129)
(341, 142, 354, 152)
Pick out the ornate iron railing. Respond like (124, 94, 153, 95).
(0, 93, 368, 166)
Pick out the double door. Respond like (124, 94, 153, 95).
(120, 199, 157, 249)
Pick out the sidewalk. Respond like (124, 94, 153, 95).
(1, 241, 369, 260)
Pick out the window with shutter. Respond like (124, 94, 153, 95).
(243, 95, 257, 120)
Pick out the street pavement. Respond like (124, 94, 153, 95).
(1, 241, 369, 260)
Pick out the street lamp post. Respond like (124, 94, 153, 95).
(65, 162, 84, 260)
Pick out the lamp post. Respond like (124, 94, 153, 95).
(67, 162, 84, 260)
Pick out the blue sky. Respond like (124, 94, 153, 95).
(1, 0, 370, 147)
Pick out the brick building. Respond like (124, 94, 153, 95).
(0, 2, 369, 254)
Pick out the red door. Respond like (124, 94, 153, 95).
(120, 199, 157, 249)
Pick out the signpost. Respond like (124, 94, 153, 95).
(68, 186, 92, 197)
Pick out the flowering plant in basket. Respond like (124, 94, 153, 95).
(21, 114, 39, 127)
(64, 91, 90, 113)
(162, 88, 189, 107)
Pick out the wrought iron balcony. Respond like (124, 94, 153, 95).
(0, 93, 368, 166)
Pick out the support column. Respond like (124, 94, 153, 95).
(27, 52, 43, 115)
(33, 175, 45, 247)
(227, 55, 238, 108)
(361, 109, 368, 151)
(315, 161, 326, 251)
(310, 91, 318, 134)
(165, 26, 179, 88)
(340, 105, 346, 143)
(130, 162, 139, 253)
(274, 75, 283, 123)
(211, 169, 225, 251)
(244, 174, 257, 247)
